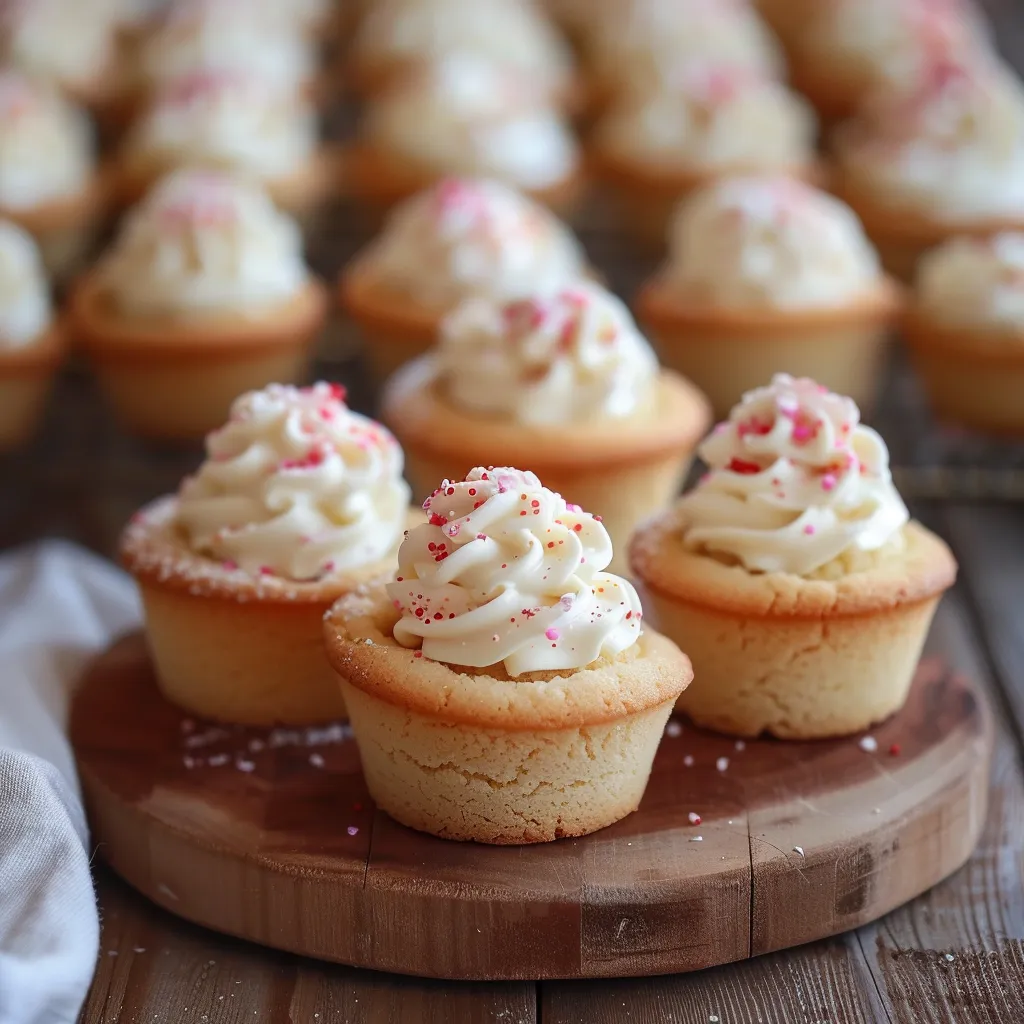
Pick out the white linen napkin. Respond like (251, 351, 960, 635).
(0, 541, 140, 1024)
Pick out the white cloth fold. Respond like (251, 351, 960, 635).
(0, 542, 141, 1024)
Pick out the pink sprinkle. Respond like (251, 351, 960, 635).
(803, 524, 816, 535)
(222, 560, 238, 571)
(259, 566, 273, 575)
(688, 812, 702, 825)
(346, 825, 359, 836)
(322, 560, 335, 573)
(545, 628, 560, 641)
(821, 474, 837, 491)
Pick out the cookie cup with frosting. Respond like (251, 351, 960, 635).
(589, 64, 819, 245)
(346, 57, 584, 218)
(636, 176, 901, 418)
(339, 178, 589, 384)
(630, 375, 957, 739)
(71, 170, 327, 440)
(0, 71, 108, 280)
(323, 467, 692, 843)
(0, 221, 64, 448)
(831, 59, 1024, 281)
(903, 233, 1024, 433)
(382, 282, 711, 572)
(121, 382, 417, 725)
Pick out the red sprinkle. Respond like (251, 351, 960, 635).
(429, 513, 448, 527)
(889, 743, 901, 757)
(728, 458, 762, 475)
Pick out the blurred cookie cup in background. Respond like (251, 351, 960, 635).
(636, 176, 902, 419)
(339, 177, 588, 385)
(345, 56, 583, 219)
(70, 170, 327, 441)
(904, 233, 1024, 434)
(831, 58, 1024, 281)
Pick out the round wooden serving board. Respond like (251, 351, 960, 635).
(72, 633, 992, 981)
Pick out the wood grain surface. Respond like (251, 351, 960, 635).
(71, 624, 991, 984)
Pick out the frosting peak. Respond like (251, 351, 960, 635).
(386, 467, 643, 674)
(98, 169, 308, 317)
(361, 178, 585, 310)
(439, 281, 658, 424)
(176, 383, 411, 581)
(665, 177, 881, 309)
(0, 219, 51, 347)
(680, 374, 908, 576)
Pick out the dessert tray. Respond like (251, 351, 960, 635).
(71, 630, 991, 981)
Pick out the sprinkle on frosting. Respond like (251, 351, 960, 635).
(359, 178, 586, 310)
(664, 176, 881, 309)
(0, 219, 51, 348)
(679, 375, 909, 576)
(438, 280, 658, 424)
(386, 467, 643, 674)
(175, 383, 411, 581)
(98, 168, 308, 317)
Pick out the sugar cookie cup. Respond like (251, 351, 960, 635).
(324, 587, 689, 844)
(121, 383, 417, 725)
(632, 517, 956, 738)
(323, 466, 692, 843)
(630, 374, 957, 739)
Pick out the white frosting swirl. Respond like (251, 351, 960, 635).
(1, 0, 117, 92)
(594, 63, 815, 172)
(680, 374, 909, 576)
(128, 70, 317, 180)
(917, 232, 1024, 330)
(365, 55, 578, 190)
(0, 71, 94, 210)
(138, 1, 316, 93)
(664, 177, 882, 309)
(361, 178, 585, 310)
(586, 0, 785, 96)
(386, 467, 642, 675)
(0, 219, 50, 347)
(353, 0, 573, 99)
(98, 169, 308, 317)
(800, 0, 990, 94)
(838, 59, 1024, 219)
(439, 281, 658, 424)
(176, 382, 412, 581)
